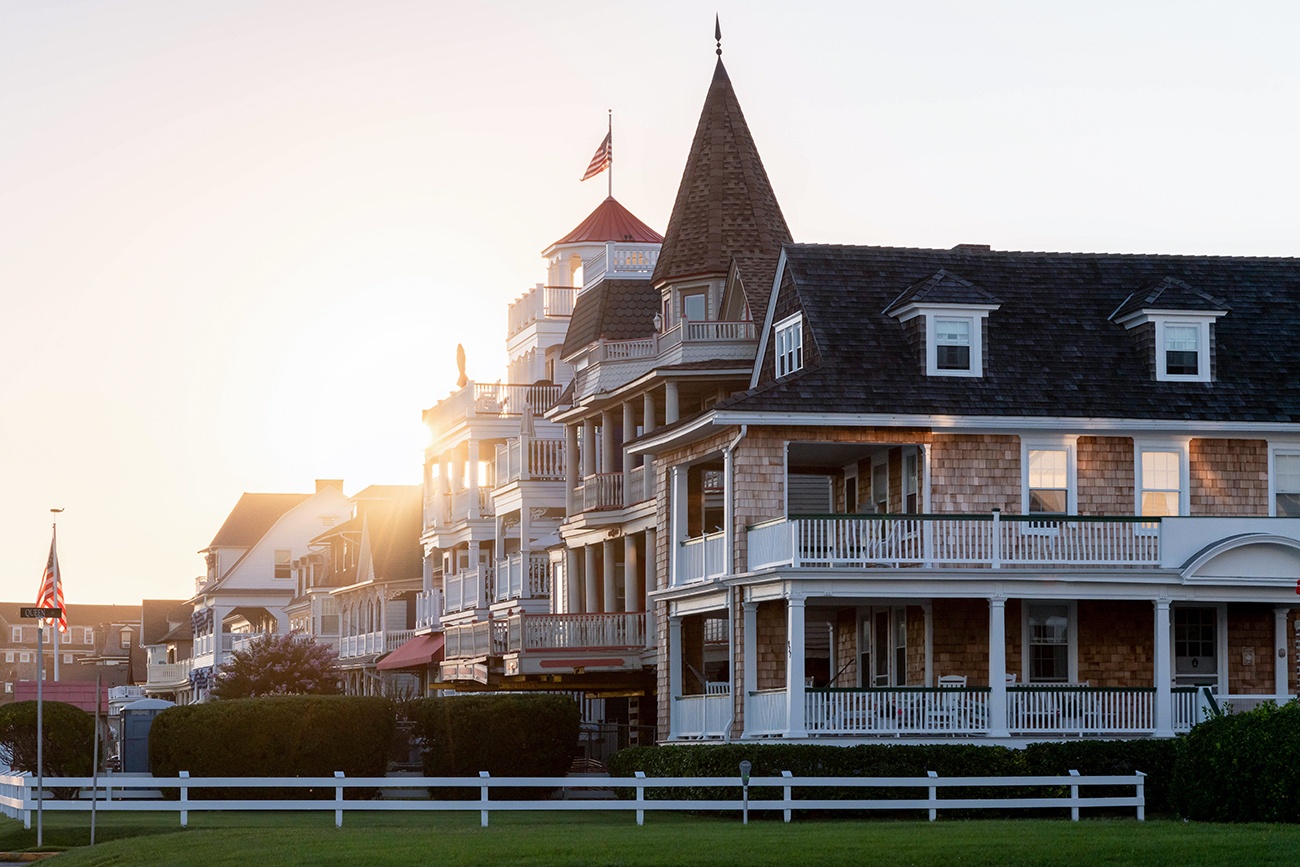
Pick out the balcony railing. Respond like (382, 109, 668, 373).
(444, 621, 493, 659)
(582, 242, 660, 291)
(747, 513, 1163, 571)
(496, 438, 565, 485)
(494, 553, 551, 603)
(627, 465, 646, 504)
(595, 319, 756, 363)
(672, 692, 732, 738)
(507, 285, 576, 336)
(505, 612, 648, 653)
(577, 472, 624, 512)
(145, 660, 193, 689)
(339, 629, 416, 659)
(675, 531, 728, 585)
(444, 564, 493, 615)
(444, 487, 494, 523)
(425, 381, 563, 428)
(415, 588, 444, 631)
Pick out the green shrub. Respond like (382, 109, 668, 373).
(149, 695, 394, 798)
(1173, 700, 1300, 822)
(1022, 738, 1178, 816)
(409, 694, 579, 796)
(0, 700, 96, 783)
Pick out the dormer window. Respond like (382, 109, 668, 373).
(774, 313, 803, 377)
(1109, 278, 1227, 383)
(934, 317, 973, 372)
(883, 270, 1000, 379)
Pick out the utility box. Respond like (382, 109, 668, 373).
(120, 698, 174, 773)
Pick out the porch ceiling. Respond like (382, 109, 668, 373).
(787, 441, 886, 467)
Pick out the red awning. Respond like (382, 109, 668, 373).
(377, 633, 445, 671)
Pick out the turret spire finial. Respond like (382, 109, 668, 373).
(714, 14, 722, 57)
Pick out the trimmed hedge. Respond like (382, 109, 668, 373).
(0, 700, 96, 779)
(1172, 701, 1300, 822)
(409, 694, 580, 779)
(609, 740, 1177, 816)
(149, 695, 394, 798)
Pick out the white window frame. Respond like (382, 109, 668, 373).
(1155, 317, 1212, 382)
(1269, 444, 1300, 517)
(1021, 600, 1078, 684)
(1134, 439, 1190, 517)
(1171, 602, 1228, 693)
(774, 313, 804, 378)
(19, 652, 31, 663)
(4, 651, 13, 663)
(932, 316, 975, 374)
(274, 549, 293, 580)
(10, 627, 21, 643)
(62, 653, 73, 664)
(1021, 436, 1078, 517)
(870, 453, 890, 514)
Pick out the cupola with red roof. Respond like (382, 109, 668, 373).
(542, 196, 663, 293)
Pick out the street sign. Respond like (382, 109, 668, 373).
(20, 607, 62, 618)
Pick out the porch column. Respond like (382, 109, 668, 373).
(642, 391, 657, 433)
(987, 597, 1009, 738)
(584, 545, 599, 614)
(565, 548, 581, 615)
(668, 614, 683, 737)
(519, 505, 532, 557)
(723, 444, 735, 577)
(494, 515, 504, 562)
(601, 409, 617, 475)
(643, 392, 658, 495)
(1275, 607, 1292, 698)
(467, 439, 481, 519)
(602, 539, 617, 613)
(742, 600, 758, 737)
(644, 527, 657, 595)
(581, 418, 596, 477)
(622, 400, 637, 499)
(786, 596, 808, 737)
(624, 534, 639, 613)
(565, 424, 579, 513)
(665, 381, 679, 425)
(1154, 598, 1174, 737)
(669, 466, 688, 586)
(211, 605, 229, 670)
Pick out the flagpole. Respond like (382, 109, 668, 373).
(607, 109, 613, 199)
(50, 516, 61, 681)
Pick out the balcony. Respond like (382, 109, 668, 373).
(496, 438, 565, 486)
(505, 612, 648, 653)
(424, 381, 564, 429)
(673, 691, 733, 739)
(444, 620, 493, 659)
(575, 472, 623, 512)
(595, 320, 756, 363)
(428, 488, 495, 530)
(415, 588, 444, 631)
(444, 564, 493, 615)
(675, 531, 728, 585)
(581, 242, 660, 291)
(494, 553, 550, 603)
(339, 629, 415, 659)
(508, 285, 577, 337)
(145, 659, 193, 690)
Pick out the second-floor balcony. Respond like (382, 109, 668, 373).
(496, 438, 565, 486)
(444, 620, 496, 660)
(505, 611, 649, 653)
(424, 381, 563, 430)
(582, 242, 660, 291)
(340, 629, 415, 659)
(415, 588, 444, 631)
(145, 659, 193, 690)
(444, 563, 493, 615)
(594, 320, 756, 364)
(508, 285, 577, 337)
(494, 553, 550, 603)
(576, 472, 623, 511)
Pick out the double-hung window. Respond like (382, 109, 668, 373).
(1139, 449, 1184, 516)
(1273, 451, 1300, 517)
(1163, 324, 1200, 376)
(774, 313, 804, 378)
(934, 317, 972, 371)
(1028, 450, 1068, 514)
(1024, 602, 1075, 683)
(274, 549, 292, 580)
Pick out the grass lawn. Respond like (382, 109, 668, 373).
(4, 811, 1300, 866)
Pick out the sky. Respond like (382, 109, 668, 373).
(4, 0, 1300, 605)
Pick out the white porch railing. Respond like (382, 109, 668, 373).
(444, 621, 492, 659)
(804, 688, 993, 735)
(683, 320, 756, 341)
(426, 381, 563, 429)
(506, 612, 648, 652)
(627, 465, 646, 504)
(675, 531, 727, 585)
(673, 692, 732, 738)
(145, 660, 193, 689)
(507, 284, 576, 336)
(415, 588, 443, 631)
(578, 472, 624, 511)
(448, 487, 494, 522)
(444, 564, 493, 614)
(339, 629, 416, 659)
(582, 242, 660, 291)
(747, 689, 789, 736)
(494, 553, 550, 602)
(747, 513, 1162, 570)
(496, 438, 565, 485)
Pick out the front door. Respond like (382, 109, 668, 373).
(1174, 606, 1219, 688)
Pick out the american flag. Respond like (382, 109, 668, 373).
(580, 132, 612, 181)
(37, 529, 67, 633)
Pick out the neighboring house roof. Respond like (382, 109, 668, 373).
(651, 57, 792, 318)
(726, 243, 1300, 422)
(549, 197, 663, 248)
(310, 485, 423, 587)
(141, 599, 191, 645)
(206, 492, 310, 549)
(561, 279, 660, 358)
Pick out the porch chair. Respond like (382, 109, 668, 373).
(927, 675, 968, 733)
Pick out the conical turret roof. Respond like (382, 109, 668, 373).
(651, 58, 791, 307)
(548, 196, 663, 251)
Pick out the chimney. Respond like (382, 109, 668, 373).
(316, 479, 344, 493)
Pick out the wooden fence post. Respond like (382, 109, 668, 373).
(927, 771, 938, 821)
(782, 770, 793, 824)
(479, 771, 490, 827)
(179, 771, 189, 828)
(335, 771, 345, 828)
(1135, 771, 1146, 822)
(635, 771, 645, 826)
(1069, 769, 1080, 821)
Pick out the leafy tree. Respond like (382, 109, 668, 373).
(211, 633, 341, 700)
(0, 700, 96, 777)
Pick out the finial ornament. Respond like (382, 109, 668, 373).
(455, 343, 468, 388)
(715, 14, 722, 57)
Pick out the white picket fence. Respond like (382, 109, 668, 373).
(0, 770, 1145, 828)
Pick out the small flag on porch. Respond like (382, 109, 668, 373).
(581, 131, 612, 181)
(37, 528, 67, 633)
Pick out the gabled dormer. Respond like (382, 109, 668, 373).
(1110, 277, 1229, 383)
(885, 269, 1001, 377)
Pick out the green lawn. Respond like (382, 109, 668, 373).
(4, 812, 1300, 866)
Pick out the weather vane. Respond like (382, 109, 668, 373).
(715, 14, 722, 57)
